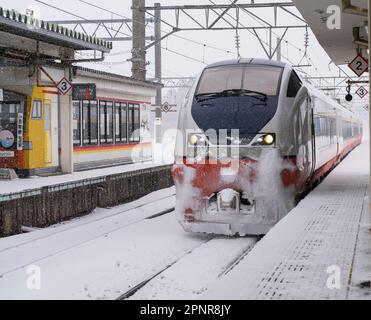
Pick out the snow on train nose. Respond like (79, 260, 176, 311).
(171, 159, 258, 221)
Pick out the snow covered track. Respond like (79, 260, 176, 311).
(127, 236, 259, 300)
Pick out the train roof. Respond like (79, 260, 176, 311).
(305, 82, 360, 119)
(205, 58, 288, 69)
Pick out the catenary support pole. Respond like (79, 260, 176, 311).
(368, 0, 371, 190)
(155, 2, 162, 143)
(132, 0, 146, 81)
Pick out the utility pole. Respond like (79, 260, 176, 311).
(132, 0, 146, 80)
(154, 2, 162, 143)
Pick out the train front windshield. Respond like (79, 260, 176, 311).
(196, 65, 282, 97)
(191, 65, 283, 141)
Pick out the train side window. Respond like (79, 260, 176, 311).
(114, 102, 128, 143)
(32, 99, 42, 120)
(73, 101, 81, 146)
(82, 102, 89, 144)
(287, 71, 302, 98)
(82, 100, 98, 145)
(133, 105, 140, 142)
(99, 101, 107, 144)
(106, 102, 114, 144)
(314, 117, 320, 136)
(90, 101, 98, 145)
(99, 101, 114, 144)
(121, 103, 128, 143)
(128, 104, 134, 142)
(128, 104, 140, 143)
(115, 103, 121, 143)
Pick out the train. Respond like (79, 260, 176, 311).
(172, 58, 363, 236)
(0, 84, 152, 177)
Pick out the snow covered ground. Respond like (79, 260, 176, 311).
(0, 143, 369, 300)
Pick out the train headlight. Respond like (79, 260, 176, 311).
(188, 133, 206, 146)
(187, 133, 208, 159)
(263, 134, 274, 145)
(253, 133, 276, 147)
(189, 134, 200, 145)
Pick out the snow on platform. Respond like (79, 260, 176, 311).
(0, 161, 166, 196)
(202, 143, 371, 300)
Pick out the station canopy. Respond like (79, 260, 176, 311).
(0, 6, 112, 59)
(293, 0, 367, 65)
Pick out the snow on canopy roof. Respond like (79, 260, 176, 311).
(0, 7, 112, 52)
(74, 66, 164, 89)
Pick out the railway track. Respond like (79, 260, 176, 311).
(117, 236, 260, 300)
(116, 239, 214, 300)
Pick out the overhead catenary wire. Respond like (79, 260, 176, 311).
(207, 0, 301, 68)
(36, 0, 367, 104)
(34, 0, 209, 66)
(222, 0, 345, 88)
(77, 0, 238, 56)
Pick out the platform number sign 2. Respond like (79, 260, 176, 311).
(57, 77, 72, 95)
(348, 54, 369, 77)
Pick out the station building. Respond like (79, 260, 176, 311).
(0, 7, 161, 177)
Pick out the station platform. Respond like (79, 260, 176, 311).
(203, 142, 371, 300)
(0, 161, 173, 237)
(0, 161, 163, 196)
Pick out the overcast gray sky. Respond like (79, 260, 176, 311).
(1, 0, 369, 112)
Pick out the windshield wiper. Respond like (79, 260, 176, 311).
(195, 92, 225, 102)
(224, 89, 267, 101)
(195, 89, 268, 102)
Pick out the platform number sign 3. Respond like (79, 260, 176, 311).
(57, 77, 72, 95)
(348, 54, 369, 77)
(355, 86, 368, 99)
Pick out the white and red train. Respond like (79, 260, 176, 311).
(172, 58, 363, 236)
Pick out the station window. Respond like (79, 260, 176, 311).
(0, 102, 18, 133)
(115, 102, 128, 143)
(32, 99, 43, 120)
(287, 71, 302, 98)
(82, 100, 98, 145)
(99, 101, 114, 144)
(73, 101, 81, 146)
(128, 104, 140, 143)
